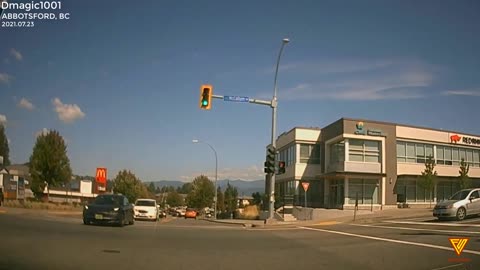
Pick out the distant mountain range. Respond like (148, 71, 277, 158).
(149, 179, 265, 195)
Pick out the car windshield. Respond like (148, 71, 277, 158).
(449, 190, 471, 200)
(94, 196, 122, 205)
(135, 200, 155, 206)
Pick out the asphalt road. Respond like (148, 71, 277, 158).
(1, 208, 479, 270)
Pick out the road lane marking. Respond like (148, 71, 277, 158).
(350, 223, 480, 235)
(298, 226, 480, 256)
(457, 218, 480, 224)
(383, 220, 480, 227)
(248, 227, 302, 231)
(403, 217, 438, 222)
(430, 263, 465, 270)
(315, 221, 340, 226)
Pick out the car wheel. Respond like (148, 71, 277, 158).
(83, 218, 89, 225)
(118, 215, 126, 227)
(456, 207, 466, 221)
(129, 215, 135, 225)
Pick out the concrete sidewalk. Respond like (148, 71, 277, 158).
(2, 206, 83, 218)
(203, 207, 434, 228)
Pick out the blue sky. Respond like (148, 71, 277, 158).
(1, 0, 479, 182)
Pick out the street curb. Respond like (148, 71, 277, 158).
(200, 218, 258, 228)
(200, 210, 435, 228)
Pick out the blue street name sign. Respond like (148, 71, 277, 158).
(224, 96, 250, 102)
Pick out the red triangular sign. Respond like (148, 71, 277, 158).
(302, 182, 310, 192)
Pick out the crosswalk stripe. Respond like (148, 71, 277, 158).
(299, 226, 480, 256)
(383, 220, 480, 227)
(350, 223, 480, 235)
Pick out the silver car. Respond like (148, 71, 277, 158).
(433, 188, 480, 221)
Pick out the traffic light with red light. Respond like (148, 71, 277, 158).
(199, 85, 213, 110)
(278, 161, 286, 174)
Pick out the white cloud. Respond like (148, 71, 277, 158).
(10, 48, 23, 61)
(442, 90, 480, 97)
(180, 165, 264, 182)
(52, 98, 85, 123)
(18, 98, 35, 110)
(35, 128, 50, 138)
(262, 59, 394, 75)
(258, 59, 437, 101)
(0, 114, 6, 126)
(0, 73, 13, 84)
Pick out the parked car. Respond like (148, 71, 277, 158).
(176, 207, 186, 217)
(134, 199, 159, 221)
(83, 194, 134, 226)
(185, 208, 198, 219)
(433, 188, 480, 221)
(158, 210, 167, 218)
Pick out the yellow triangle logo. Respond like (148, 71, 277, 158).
(449, 238, 469, 256)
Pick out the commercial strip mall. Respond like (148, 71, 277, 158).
(272, 118, 480, 210)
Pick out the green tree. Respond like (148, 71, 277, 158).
(459, 158, 471, 190)
(161, 186, 175, 193)
(29, 130, 72, 199)
(418, 155, 437, 208)
(224, 183, 238, 214)
(147, 182, 156, 193)
(0, 125, 10, 166)
(178, 182, 193, 194)
(106, 179, 114, 192)
(216, 186, 225, 213)
(155, 186, 161, 194)
(185, 175, 215, 209)
(166, 191, 183, 207)
(252, 192, 263, 206)
(112, 170, 148, 203)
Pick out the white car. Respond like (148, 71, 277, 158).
(134, 199, 158, 221)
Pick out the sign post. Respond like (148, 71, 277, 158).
(354, 192, 359, 221)
(301, 182, 310, 208)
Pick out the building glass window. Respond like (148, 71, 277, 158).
(434, 145, 480, 168)
(396, 178, 433, 203)
(436, 181, 459, 201)
(397, 142, 406, 162)
(444, 147, 452, 165)
(474, 151, 480, 167)
(299, 144, 320, 164)
(347, 179, 378, 205)
(329, 141, 345, 164)
(437, 146, 444, 165)
(397, 141, 434, 164)
(460, 149, 466, 161)
(467, 150, 474, 166)
(406, 143, 416, 163)
(279, 144, 296, 166)
(348, 139, 381, 163)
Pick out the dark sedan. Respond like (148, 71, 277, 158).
(83, 194, 135, 227)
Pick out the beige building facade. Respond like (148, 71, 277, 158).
(273, 118, 480, 210)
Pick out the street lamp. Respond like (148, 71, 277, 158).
(268, 38, 290, 220)
(192, 139, 218, 220)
